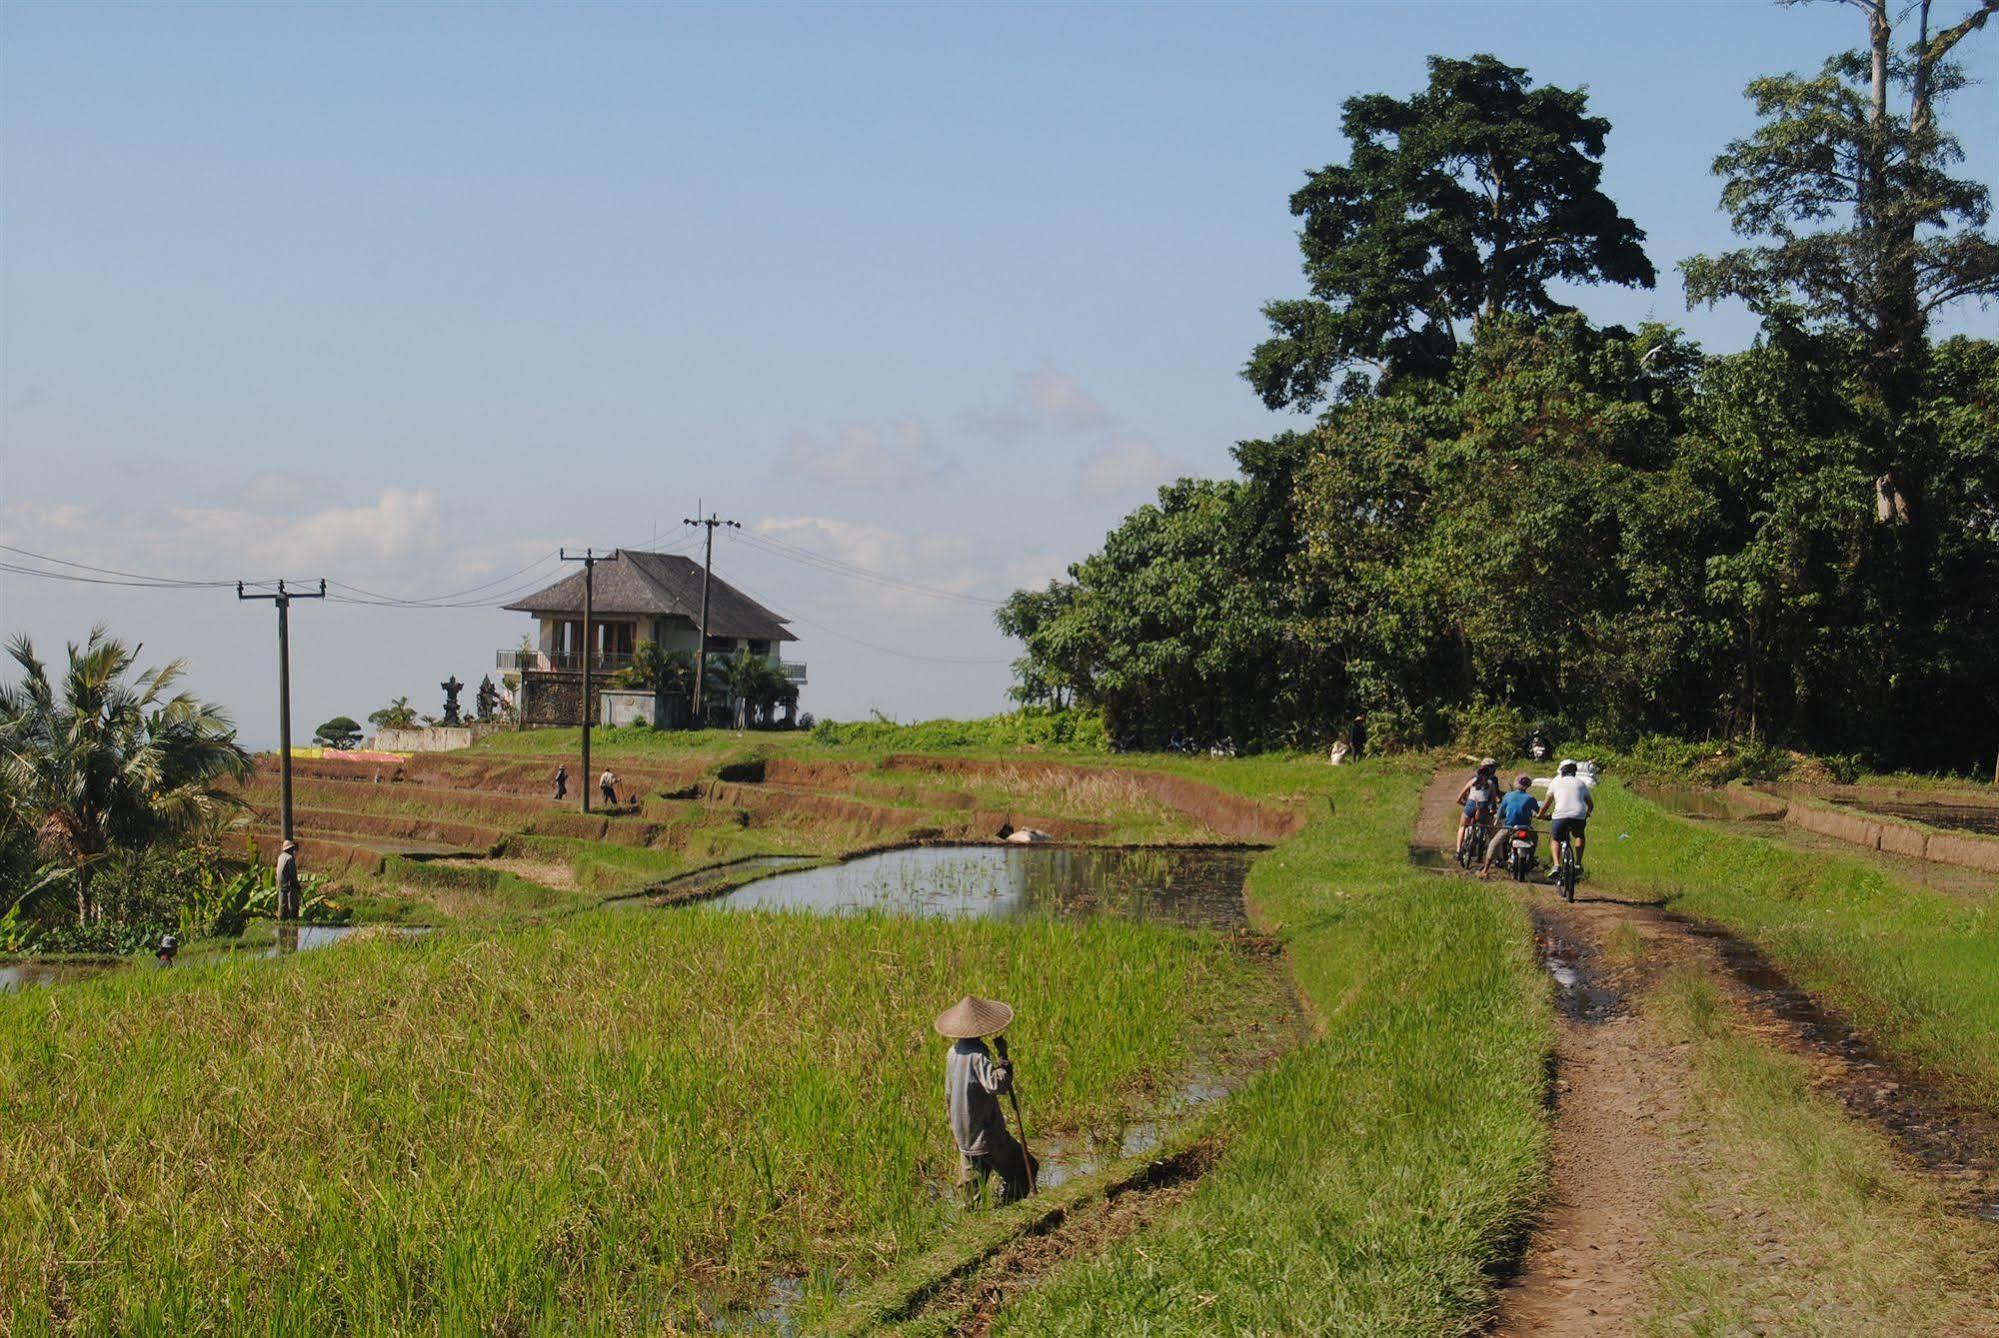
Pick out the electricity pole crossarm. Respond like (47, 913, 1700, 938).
(681, 513, 740, 726)
(559, 548, 619, 812)
(237, 578, 327, 920)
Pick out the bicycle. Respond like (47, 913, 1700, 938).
(1457, 807, 1493, 870)
(1551, 828, 1579, 902)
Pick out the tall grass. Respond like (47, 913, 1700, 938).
(994, 760, 1551, 1334)
(0, 910, 1276, 1331)
(1594, 780, 1999, 1108)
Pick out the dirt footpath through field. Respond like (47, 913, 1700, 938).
(1418, 768, 1678, 1334)
(1415, 766, 1999, 1335)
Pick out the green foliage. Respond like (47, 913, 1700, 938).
(367, 696, 419, 731)
(1600, 781, 1999, 1110)
(312, 716, 363, 750)
(1246, 53, 1654, 407)
(706, 648, 797, 728)
(0, 628, 251, 925)
(809, 708, 1109, 753)
(996, 761, 1548, 1332)
(610, 640, 695, 698)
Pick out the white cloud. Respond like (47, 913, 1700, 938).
(753, 515, 985, 612)
(963, 368, 1108, 440)
(1077, 435, 1178, 498)
(778, 419, 947, 489)
(167, 487, 444, 572)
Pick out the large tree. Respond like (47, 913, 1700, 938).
(0, 629, 250, 923)
(1683, 0, 1999, 525)
(1245, 54, 1656, 408)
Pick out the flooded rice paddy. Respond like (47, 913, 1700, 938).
(704, 843, 1256, 930)
(1825, 796, 1999, 837)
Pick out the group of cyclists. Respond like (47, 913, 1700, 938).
(1454, 754, 1596, 891)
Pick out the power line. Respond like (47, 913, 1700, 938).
(0, 543, 247, 588)
(712, 565, 1013, 666)
(723, 528, 1002, 608)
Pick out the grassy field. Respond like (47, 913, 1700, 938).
(1592, 780, 1999, 1110)
(1641, 970, 1999, 1334)
(0, 907, 1283, 1332)
(990, 759, 1551, 1334)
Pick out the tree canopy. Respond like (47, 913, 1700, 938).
(1008, 35, 1999, 774)
(1245, 54, 1656, 408)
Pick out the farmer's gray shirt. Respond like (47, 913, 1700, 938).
(945, 1039, 1012, 1156)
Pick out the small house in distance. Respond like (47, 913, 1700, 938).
(500, 549, 803, 727)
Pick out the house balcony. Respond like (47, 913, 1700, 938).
(779, 659, 807, 685)
(497, 649, 635, 674)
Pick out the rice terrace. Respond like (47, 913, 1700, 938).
(5, 0, 1999, 1333)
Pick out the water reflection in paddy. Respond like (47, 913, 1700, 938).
(708, 844, 1255, 930)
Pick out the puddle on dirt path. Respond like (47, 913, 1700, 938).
(1673, 914, 1999, 1219)
(1826, 797, 1999, 837)
(706, 844, 1255, 930)
(1530, 908, 1625, 1024)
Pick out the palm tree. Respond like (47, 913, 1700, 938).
(707, 649, 796, 729)
(614, 640, 696, 698)
(368, 696, 419, 731)
(0, 628, 251, 924)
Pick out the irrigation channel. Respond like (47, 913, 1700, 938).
(0, 924, 429, 992)
(1414, 771, 1999, 1335)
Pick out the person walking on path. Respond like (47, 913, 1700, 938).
(275, 839, 302, 920)
(935, 995, 1035, 1206)
(598, 768, 618, 807)
(554, 765, 568, 801)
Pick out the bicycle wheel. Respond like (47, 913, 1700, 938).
(1560, 844, 1576, 902)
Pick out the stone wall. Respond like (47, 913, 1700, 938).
(1749, 786, 1999, 875)
(370, 724, 502, 753)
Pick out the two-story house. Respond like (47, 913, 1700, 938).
(500, 549, 802, 726)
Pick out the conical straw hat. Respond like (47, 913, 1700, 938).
(933, 995, 1014, 1039)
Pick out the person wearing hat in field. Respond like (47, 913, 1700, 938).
(935, 995, 1035, 1206)
(275, 839, 302, 920)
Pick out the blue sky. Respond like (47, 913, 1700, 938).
(3, 0, 1995, 746)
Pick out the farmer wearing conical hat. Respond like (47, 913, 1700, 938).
(935, 995, 1033, 1206)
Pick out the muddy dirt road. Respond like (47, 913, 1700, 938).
(1414, 768, 1999, 1335)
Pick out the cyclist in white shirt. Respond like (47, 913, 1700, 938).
(1538, 759, 1596, 878)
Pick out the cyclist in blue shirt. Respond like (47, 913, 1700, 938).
(1479, 774, 1543, 878)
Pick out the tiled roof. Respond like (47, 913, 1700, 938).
(504, 550, 795, 642)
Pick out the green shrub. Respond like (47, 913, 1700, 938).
(810, 709, 1110, 753)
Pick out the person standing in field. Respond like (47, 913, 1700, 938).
(935, 995, 1034, 1206)
(275, 839, 302, 920)
(599, 767, 618, 806)
(554, 765, 568, 800)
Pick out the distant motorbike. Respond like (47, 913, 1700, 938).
(1209, 736, 1237, 758)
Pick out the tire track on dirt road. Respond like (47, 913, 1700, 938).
(1416, 767, 1675, 1335)
(1419, 766, 1999, 1334)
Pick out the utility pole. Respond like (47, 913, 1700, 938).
(681, 512, 740, 727)
(238, 578, 326, 919)
(559, 548, 619, 812)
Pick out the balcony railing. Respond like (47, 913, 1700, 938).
(497, 649, 635, 674)
(779, 659, 807, 684)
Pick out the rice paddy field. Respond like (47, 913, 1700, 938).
(0, 908, 1283, 1331)
(10, 727, 1997, 1334)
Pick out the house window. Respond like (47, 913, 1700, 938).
(748, 640, 770, 656)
